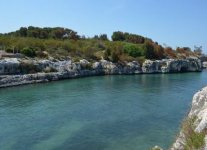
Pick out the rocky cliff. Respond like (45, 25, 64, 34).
(203, 62, 207, 69)
(171, 87, 207, 150)
(142, 58, 202, 73)
(0, 57, 202, 87)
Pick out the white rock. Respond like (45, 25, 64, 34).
(172, 86, 207, 149)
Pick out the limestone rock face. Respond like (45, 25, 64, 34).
(171, 86, 207, 150)
(92, 62, 102, 70)
(91, 60, 142, 75)
(0, 58, 20, 75)
(142, 58, 202, 73)
(189, 87, 207, 133)
(142, 60, 163, 73)
(203, 62, 207, 69)
(0, 58, 201, 75)
(0, 57, 203, 87)
(50, 60, 72, 72)
(126, 61, 142, 74)
(100, 60, 119, 74)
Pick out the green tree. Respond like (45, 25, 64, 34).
(99, 34, 108, 41)
(125, 33, 145, 44)
(112, 31, 125, 41)
(39, 31, 49, 39)
(19, 27, 27, 37)
(154, 45, 165, 59)
(143, 41, 156, 59)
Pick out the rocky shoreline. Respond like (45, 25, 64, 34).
(0, 57, 202, 88)
(171, 86, 207, 150)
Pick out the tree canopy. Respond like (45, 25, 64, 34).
(0, 26, 202, 63)
(112, 31, 145, 44)
(2, 26, 80, 40)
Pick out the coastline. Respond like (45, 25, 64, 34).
(1, 70, 203, 89)
(0, 57, 202, 88)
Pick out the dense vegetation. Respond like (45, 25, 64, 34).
(0, 26, 203, 63)
(182, 117, 206, 150)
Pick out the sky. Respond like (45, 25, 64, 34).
(0, 0, 207, 53)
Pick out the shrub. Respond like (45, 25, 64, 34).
(119, 54, 134, 62)
(154, 45, 165, 59)
(123, 44, 143, 57)
(111, 51, 119, 62)
(164, 47, 177, 59)
(20, 47, 36, 57)
(73, 57, 81, 62)
(136, 56, 146, 65)
(143, 41, 156, 59)
(111, 49, 122, 62)
(182, 117, 205, 150)
(5, 48, 13, 53)
(112, 31, 145, 44)
(103, 49, 111, 60)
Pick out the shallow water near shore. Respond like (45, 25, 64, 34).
(0, 71, 207, 150)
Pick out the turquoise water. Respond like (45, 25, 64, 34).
(0, 71, 207, 150)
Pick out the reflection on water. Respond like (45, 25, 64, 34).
(0, 71, 207, 150)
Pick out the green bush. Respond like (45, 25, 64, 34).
(111, 31, 125, 41)
(5, 48, 13, 53)
(182, 117, 205, 150)
(103, 49, 111, 60)
(20, 47, 36, 57)
(112, 31, 145, 44)
(111, 49, 122, 62)
(123, 44, 143, 57)
(143, 41, 156, 59)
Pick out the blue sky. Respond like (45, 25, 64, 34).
(0, 0, 207, 52)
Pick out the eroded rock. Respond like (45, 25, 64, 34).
(0, 58, 202, 87)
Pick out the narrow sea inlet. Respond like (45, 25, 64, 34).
(0, 71, 207, 150)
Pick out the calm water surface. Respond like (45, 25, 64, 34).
(0, 71, 207, 150)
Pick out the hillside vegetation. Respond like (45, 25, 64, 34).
(0, 26, 202, 63)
